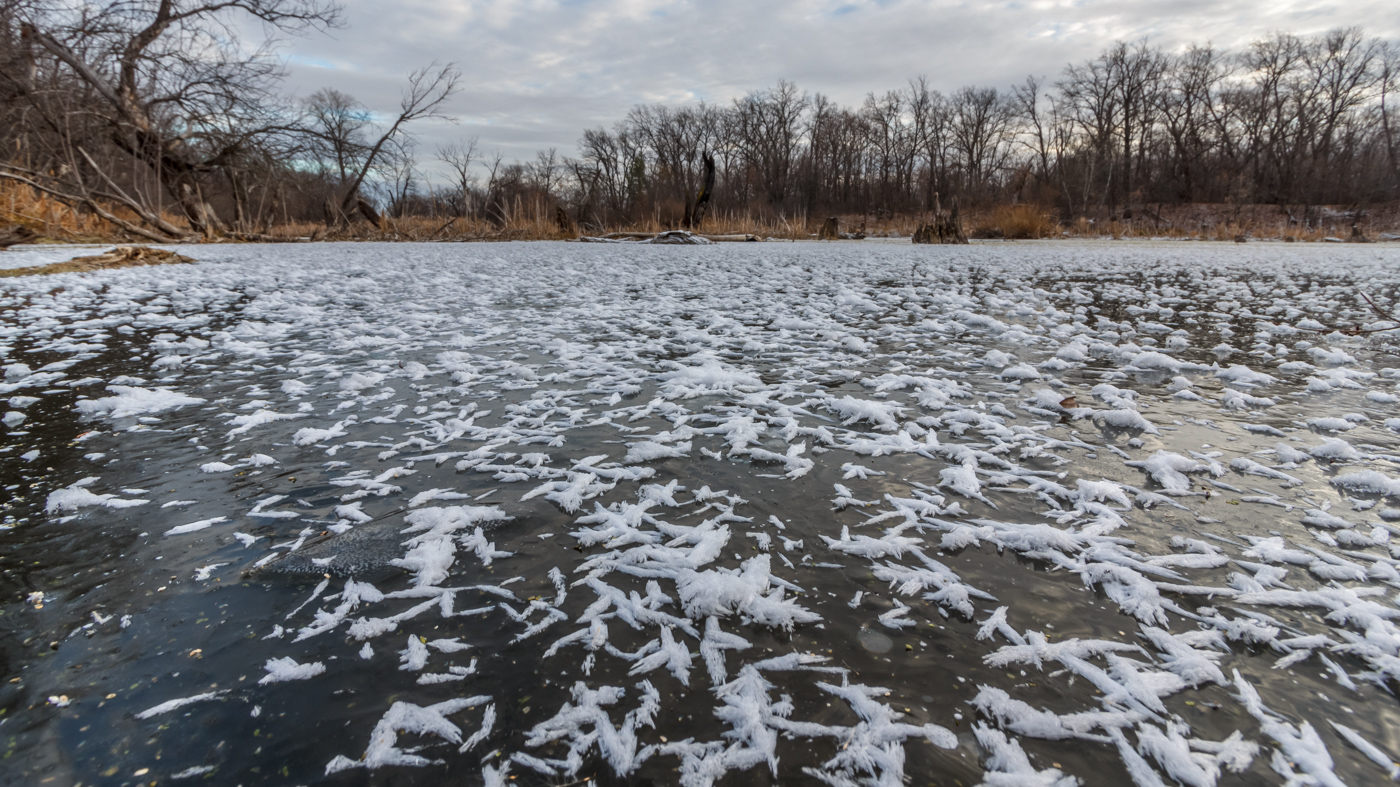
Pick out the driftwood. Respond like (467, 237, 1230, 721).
(585, 231, 759, 243)
(581, 230, 714, 245)
(648, 231, 712, 245)
(0, 245, 194, 278)
(0, 225, 39, 249)
(912, 193, 968, 244)
(227, 232, 312, 243)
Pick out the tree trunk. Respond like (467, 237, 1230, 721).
(323, 197, 346, 226)
(178, 182, 224, 239)
(685, 153, 717, 230)
(356, 196, 382, 225)
(555, 206, 577, 236)
(818, 216, 839, 240)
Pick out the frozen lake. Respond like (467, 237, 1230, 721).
(4, 239, 1400, 786)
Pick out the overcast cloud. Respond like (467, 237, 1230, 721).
(273, 0, 1400, 171)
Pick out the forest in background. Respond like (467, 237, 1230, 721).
(1, 0, 1398, 243)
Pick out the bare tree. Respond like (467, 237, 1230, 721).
(6, 11, 1394, 240)
(948, 86, 1014, 200)
(7, 0, 341, 239)
(1153, 45, 1228, 202)
(436, 137, 479, 218)
(529, 148, 561, 194)
(906, 77, 950, 211)
(1381, 42, 1400, 195)
(306, 88, 371, 183)
(733, 81, 807, 209)
(379, 139, 418, 219)
(1109, 41, 1167, 211)
(862, 90, 913, 215)
(334, 62, 460, 224)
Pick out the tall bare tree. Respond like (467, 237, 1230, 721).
(332, 63, 460, 225)
(436, 137, 479, 218)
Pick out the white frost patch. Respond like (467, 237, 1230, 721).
(325, 696, 489, 772)
(1331, 471, 1400, 497)
(258, 656, 326, 684)
(134, 691, 227, 719)
(45, 479, 148, 513)
(164, 517, 228, 536)
(76, 385, 205, 418)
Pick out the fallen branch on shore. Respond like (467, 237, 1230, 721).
(0, 225, 39, 250)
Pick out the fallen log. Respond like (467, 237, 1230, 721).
(699, 234, 761, 242)
(227, 232, 310, 243)
(584, 231, 760, 243)
(0, 225, 39, 250)
(580, 231, 715, 245)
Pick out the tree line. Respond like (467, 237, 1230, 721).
(572, 30, 1398, 230)
(1, 2, 1396, 240)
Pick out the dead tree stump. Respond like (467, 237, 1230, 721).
(555, 206, 577, 236)
(818, 216, 839, 240)
(912, 194, 968, 244)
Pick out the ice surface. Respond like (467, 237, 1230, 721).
(11, 240, 1400, 786)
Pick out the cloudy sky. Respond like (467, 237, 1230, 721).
(275, 0, 1399, 173)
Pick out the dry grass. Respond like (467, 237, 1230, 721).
(286, 207, 1399, 244)
(969, 205, 1059, 239)
(0, 246, 195, 278)
(1065, 203, 1399, 242)
(0, 180, 192, 243)
(3, 179, 1397, 245)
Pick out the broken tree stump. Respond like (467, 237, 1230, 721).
(912, 194, 968, 245)
(818, 216, 839, 240)
(555, 206, 577, 236)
